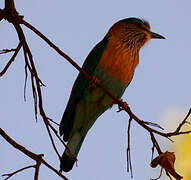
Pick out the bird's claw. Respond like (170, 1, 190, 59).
(116, 99, 129, 112)
(90, 76, 101, 88)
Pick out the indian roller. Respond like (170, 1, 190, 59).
(59, 17, 165, 172)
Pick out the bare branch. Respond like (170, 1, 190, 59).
(47, 117, 60, 126)
(34, 154, 43, 180)
(124, 106, 191, 139)
(14, 17, 191, 180)
(0, 128, 69, 180)
(1, 1, 190, 180)
(0, 43, 22, 77)
(19, 19, 191, 140)
(5, 0, 16, 10)
(126, 117, 133, 177)
(13, 22, 62, 160)
(151, 167, 163, 180)
(140, 120, 164, 130)
(150, 132, 162, 155)
(0, 48, 16, 54)
(176, 108, 191, 132)
(0, 9, 4, 22)
(2, 165, 35, 180)
(24, 63, 28, 101)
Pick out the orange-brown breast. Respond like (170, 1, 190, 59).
(98, 37, 139, 85)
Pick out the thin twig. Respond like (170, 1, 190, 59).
(151, 167, 163, 180)
(45, 121, 62, 160)
(47, 118, 77, 162)
(13, 22, 62, 161)
(126, 117, 133, 177)
(125, 107, 191, 139)
(47, 117, 60, 126)
(24, 63, 28, 101)
(176, 108, 191, 132)
(141, 120, 164, 130)
(150, 132, 162, 155)
(31, 72, 38, 119)
(14, 17, 77, 162)
(2, 165, 35, 180)
(0, 43, 22, 77)
(0, 128, 68, 180)
(166, 172, 173, 180)
(0, 48, 16, 54)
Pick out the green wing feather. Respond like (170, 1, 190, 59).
(59, 37, 109, 140)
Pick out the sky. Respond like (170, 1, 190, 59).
(1, 0, 191, 180)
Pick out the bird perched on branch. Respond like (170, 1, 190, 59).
(59, 17, 165, 172)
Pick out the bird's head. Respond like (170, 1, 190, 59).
(106, 17, 165, 52)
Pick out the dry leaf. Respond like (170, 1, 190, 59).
(151, 151, 183, 180)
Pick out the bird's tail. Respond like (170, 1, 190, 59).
(60, 131, 84, 172)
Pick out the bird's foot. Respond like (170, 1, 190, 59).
(112, 99, 129, 112)
(90, 76, 101, 88)
(117, 100, 129, 112)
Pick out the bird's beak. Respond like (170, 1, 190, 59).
(150, 32, 165, 39)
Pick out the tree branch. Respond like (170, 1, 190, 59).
(176, 108, 191, 132)
(1, 1, 190, 179)
(5, 0, 16, 10)
(0, 43, 22, 77)
(20, 18, 191, 140)
(2, 165, 35, 180)
(0, 128, 68, 180)
(0, 48, 17, 54)
(126, 117, 133, 177)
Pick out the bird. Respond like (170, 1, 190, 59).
(59, 17, 165, 172)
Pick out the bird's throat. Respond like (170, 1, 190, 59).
(98, 39, 139, 85)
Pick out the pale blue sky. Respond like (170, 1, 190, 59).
(1, 0, 191, 180)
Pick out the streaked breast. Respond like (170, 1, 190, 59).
(98, 37, 139, 86)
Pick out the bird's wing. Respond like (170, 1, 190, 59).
(59, 37, 109, 139)
(68, 37, 109, 106)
